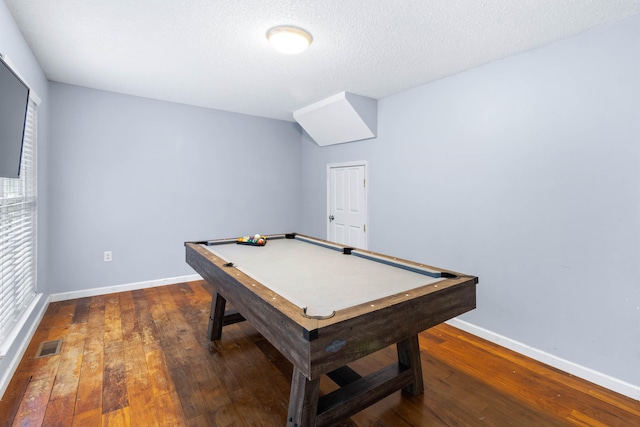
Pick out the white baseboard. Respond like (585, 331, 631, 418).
(447, 318, 640, 401)
(49, 274, 202, 302)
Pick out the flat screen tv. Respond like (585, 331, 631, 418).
(0, 54, 31, 179)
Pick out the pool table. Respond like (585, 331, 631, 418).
(185, 233, 477, 427)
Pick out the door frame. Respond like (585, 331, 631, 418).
(326, 160, 369, 249)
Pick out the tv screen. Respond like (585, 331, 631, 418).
(0, 55, 30, 179)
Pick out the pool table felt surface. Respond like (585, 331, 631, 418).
(203, 236, 445, 318)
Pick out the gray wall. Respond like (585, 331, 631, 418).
(300, 15, 640, 386)
(49, 83, 302, 293)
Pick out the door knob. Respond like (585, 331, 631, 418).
(329, 214, 335, 222)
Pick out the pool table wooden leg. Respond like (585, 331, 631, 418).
(207, 290, 247, 341)
(207, 291, 226, 341)
(287, 367, 320, 427)
(397, 334, 424, 395)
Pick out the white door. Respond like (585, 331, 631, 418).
(327, 162, 367, 249)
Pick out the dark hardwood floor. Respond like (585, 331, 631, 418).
(1, 280, 639, 426)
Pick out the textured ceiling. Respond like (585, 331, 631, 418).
(5, 0, 640, 121)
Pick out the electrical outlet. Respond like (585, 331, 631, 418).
(104, 251, 112, 262)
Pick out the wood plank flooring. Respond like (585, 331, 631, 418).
(1, 280, 639, 426)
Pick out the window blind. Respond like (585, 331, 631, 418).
(0, 99, 37, 348)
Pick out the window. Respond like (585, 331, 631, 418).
(0, 98, 37, 350)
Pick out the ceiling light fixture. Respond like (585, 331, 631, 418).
(266, 26, 313, 54)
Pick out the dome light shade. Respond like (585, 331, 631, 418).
(266, 26, 312, 54)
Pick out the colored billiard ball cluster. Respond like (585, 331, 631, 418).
(238, 233, 267, 246)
